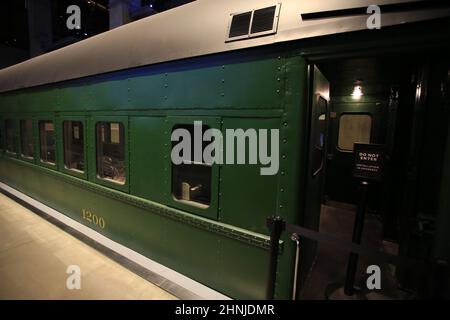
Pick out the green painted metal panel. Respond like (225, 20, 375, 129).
(0, 53, 285, 113)
(274, 56, 309, 299)
(221, 57, 284, 109)
(88, 79, 131, 110)
(0, 94, 19, 113)
(129, 116, 167, 203)
(219, 117, 280, 234)
(0, 51, 310, 299)
(19, 88, 59, 112)
(161, 214, 222, 288)
(217, 237, 269, 299)
(57, 84, 93, 112)
(0, 157, 276, 299)
(128, 57, 285, 110)
(129, 67, 224, 109)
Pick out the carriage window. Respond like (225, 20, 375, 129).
(39, 120, 56, 164)
(63, 121, 84, 172)
(171, 124, 212, 208)
(20, 120, 34, 158)
(96, 122, 125, 184)
(338, 114, 372, 151)
(5, 119, 17, 154)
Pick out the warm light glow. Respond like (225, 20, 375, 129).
(351, 85, 363, 99)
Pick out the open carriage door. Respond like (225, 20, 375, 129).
(305, 65, 330, 228)
(297, 65, 330, 295)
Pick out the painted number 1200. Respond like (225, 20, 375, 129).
(81, 209, 106, 229)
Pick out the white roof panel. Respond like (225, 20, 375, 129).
(0, 0, 449, 93)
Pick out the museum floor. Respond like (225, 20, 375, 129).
(0, 192, 176, 300)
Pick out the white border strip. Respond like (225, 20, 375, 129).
(0, 182, 230, 300)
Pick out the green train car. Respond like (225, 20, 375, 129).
(1, 0, 450, 299)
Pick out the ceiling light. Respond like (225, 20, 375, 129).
(351, 85, 363, 99)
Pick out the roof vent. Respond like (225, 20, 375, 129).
(251, 6, 277, 34)
(229, 12, 252, 38)
(226, 3, 281, 42)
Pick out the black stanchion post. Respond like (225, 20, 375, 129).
(266, 215, 285, 300)
(344, 180, 369, 296)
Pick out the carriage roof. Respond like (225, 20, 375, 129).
(0, 0, 448, 93)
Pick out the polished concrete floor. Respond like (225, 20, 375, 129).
(0, 192, 177, 300)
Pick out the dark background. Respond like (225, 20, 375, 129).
(0, 0, 195, 68)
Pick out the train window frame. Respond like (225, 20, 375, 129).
(38, 119, 57, 167)
(166, 116, 221, 220)
(91, 116, 129, 193)
(171, 123, 212, 210)
(4, 118, 18, 156)
(337, 113, 373, 152)
(19, 119, 35, 162)
(60, 116, 88, 180)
